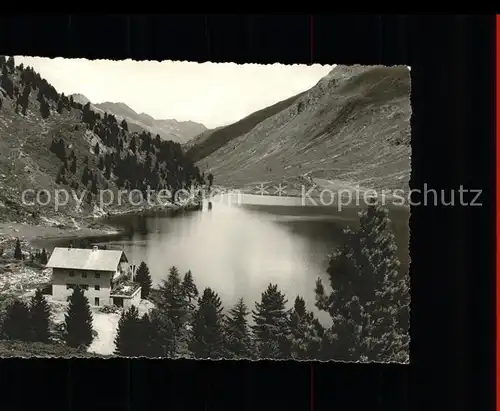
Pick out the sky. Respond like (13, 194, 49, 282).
(15, 56, 334, 129)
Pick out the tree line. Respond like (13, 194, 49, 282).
(0, 56, 206, 211)
(0, 287, 93, 349)
(121, 200, 409, 362)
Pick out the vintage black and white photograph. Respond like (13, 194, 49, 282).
(0, 56, 411, 362)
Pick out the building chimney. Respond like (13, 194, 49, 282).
(92, 245, 98, 251)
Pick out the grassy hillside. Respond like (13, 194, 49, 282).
(191, 65, 411, 194)
(0, 56, 203, 224)
(185, 91, 306, 162)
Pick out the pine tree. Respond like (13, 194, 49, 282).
(64, 286, 94, 348)
(134, 261, 152, 299)
(81, 166, 90, 185)
(315, 200, 409, 362)
(14, 238, 22, 260)
(147, 307, 177, 357)
(94, 142, 100, 156)
(139, 312, 164, 357)
(207, 173, 214, 187)
(152, 266, 190, 354)
(29, 288, 51, 343)
(57, 98, 64, 114)
(188, 288, 226, 359)
(181, 270, 198, 309)
(121, 119, 128, 131)
(129, 136, 137, 153)
(252, 284, 292, 359)
(156, 266, 188, 333)
(289, 296, 324, 360)
(6, 56, 15, 73)
(114, 305, 144, 356)
(2, 299, 32, 341)
(39, 95, 50, 119)
(90, 175, 98, 195)
(70, 157, 77, 174)
(1, 66, 14, 98)
(224, 298, 253, 359)
(357, 200, 409, 362)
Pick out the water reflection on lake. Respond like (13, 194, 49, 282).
(39, 194, 410, 324)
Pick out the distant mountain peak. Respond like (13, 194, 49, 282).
(70, 93, 91, 105)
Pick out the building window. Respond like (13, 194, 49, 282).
(94, 297, 100, 306)
(94, 285, 100, 291)
(82, 272, 87, 278)
(69, 271, 75, 277)
(95, 272, 101, 279)
(81, 284, 88, 290)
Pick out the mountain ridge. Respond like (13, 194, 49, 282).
(0, 56, 203, 225)
(70, 94, 207, 144)
(189, 64, 411, 196)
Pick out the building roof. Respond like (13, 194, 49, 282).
(110, 281, 141, 298)
(46, 247, 128, 272)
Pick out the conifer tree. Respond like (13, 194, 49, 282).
(147, 307, 176, 357)
(1, 299, 32, 341)
(134, 261, 153, 299)
(29, 288, 51, 343)
(14, 238, 22, 260)
(121, 119, 128, 131)
(70, 157, 77, 174)
(156, 266, 188, 333)
(181, 270, 198, 309)
(81, 166, 90, 185)
(40, 98, 50, 119)
(289, 296, 323, 360)
(224, 298, 253, 359)
(40, 248, 48, 265)
(188, 288, 226, 359)
(114, 305, 144, 356)
(64, 286, 94, 348)
(1, 66, 14, 98)
(6, 56, 15, 73)
(94, 142, 100, 156)
(129, 136, 137, 153)
(90, 175, 98, 195)
(252, 284, 292, 359)
(152, 266, 189, 353)
(315, 200, 409, 362)
(139, 312, 164, 357)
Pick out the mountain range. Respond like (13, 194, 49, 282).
(186, 65, 411, 196)
(0, 57, 202, 224)
(70, 94, 207, 144)
(0, 57, 411, 226)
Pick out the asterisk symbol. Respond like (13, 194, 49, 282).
(274, 183, 287, 196)
(254, 183, 269, 196)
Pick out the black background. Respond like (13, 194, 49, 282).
(0, 14, 494, 411)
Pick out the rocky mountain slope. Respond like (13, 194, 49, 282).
(71, 94, 206, 144)
(0, 56, 203, 225)
(190, 65, 411, 196)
